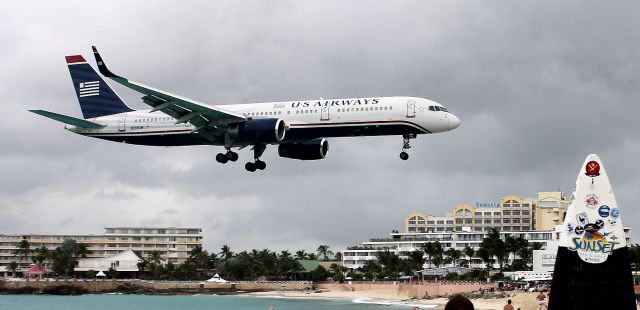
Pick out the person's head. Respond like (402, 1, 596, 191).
(444, 294, 475, 310)
(507, 299, 512, 304)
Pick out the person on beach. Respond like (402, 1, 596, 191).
(503, 299, 514, 310)
(444, 294, 474, 310)
(536, 291, 546, 309)
(268, 306, 274, 310)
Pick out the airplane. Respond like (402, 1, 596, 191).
(30, 46, 461, 172)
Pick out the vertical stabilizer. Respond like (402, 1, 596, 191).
(66, 55, 134, 119)
(549, 154, 635, 309)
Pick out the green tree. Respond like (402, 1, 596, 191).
(295, 250, 308, 260)
(444, 248, 463, 267)
(33, 246, 51, 266)
(463, 246, 475, 268)
(334, 252, 342, 261)
(147, 250, 166, 279)
(407, 250, 425, 273)
(50, 239, 83, 277)
(329, 263, 348, 282)
(308, 265, 330, 281)
(220, 245, 234, 261)
(7, 261, 18, 278)
(479, 228, 507, 272)
(317, 245, 334, 261)
(421, 242, 434, 268)
(430, 241, 444, 268)
(476, 247, 492, 276)
(307, 253, 318, 260)
(13, 239, 31, 265)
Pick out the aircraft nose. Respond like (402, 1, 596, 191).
(449, 114, 461, 130)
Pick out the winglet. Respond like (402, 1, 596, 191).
(92, 46, 118, 78)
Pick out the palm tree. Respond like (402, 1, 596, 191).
(295, 250, 308, 260)
(148, 250, 165, 266)
(421, 242, 434, 268)
(220, 245, 234, 261)
(430, 241, 444, 268)
(480, 228, 507, 272)
(33, 246, 51, 266)
(504, 235, 519, 265)
(307, 253, 318, 260)
(13, 239, 31, 265)
(444, 248, 463, 267)
(334, 252, 342, 261)
(407, 250, 425, 272)
(76, 243, 89, 258)
(8, 261, 18, 278)
(317, 245, 334, 261)
(476, 247, 491, 276)
(463, 246, 475, 268)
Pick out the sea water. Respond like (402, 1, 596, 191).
(0, 294, 435, 310)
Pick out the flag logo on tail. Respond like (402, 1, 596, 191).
(79, 81, 100, 97)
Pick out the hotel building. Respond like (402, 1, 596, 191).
(343, 192, 575, 271)
(0, 227, 202, 269)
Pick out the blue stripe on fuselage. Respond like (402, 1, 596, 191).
(83, 123, 427, 146)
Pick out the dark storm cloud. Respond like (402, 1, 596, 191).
(1, 0, 639, 253)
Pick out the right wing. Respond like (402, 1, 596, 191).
(91, 46, 246, 142)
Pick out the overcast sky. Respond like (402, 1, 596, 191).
(1, 1, 639, 255)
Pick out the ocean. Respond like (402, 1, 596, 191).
(0, 294, 436, 310)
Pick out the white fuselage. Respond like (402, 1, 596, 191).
(67, 96, 460, 146)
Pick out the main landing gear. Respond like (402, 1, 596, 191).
(245, 144, 267, 172)
(399, 134, 415, 161)
(215, 149, 239, 164)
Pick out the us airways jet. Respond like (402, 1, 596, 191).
(30, 47, 461, 172)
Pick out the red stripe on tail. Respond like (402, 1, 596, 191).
(65, 55, 86, 64)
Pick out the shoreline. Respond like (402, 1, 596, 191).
(0, 279, 584, 310)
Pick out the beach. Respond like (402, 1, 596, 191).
(251, 289, 553, 310)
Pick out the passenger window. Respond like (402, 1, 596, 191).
(389, 106, 392, 110)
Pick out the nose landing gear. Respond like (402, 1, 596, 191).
(399, 134, 415, 161)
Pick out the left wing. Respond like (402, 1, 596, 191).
(91, 46, 246, 141)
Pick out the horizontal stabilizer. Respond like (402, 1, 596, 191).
(29, 110, 106, 129)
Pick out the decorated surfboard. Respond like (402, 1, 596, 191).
(548, 154, 635, 309)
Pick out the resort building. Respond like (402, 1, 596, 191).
(405, 192, 569, 234)
(0, 227, 203, 269)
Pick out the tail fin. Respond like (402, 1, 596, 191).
(65, 54, 134, 119)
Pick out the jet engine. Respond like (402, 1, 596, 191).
(278, 138, 329, 160)
(228, 118, 287, 144)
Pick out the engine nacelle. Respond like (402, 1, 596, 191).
(229, 118, 287, 144)
(278, 138, 329, 160)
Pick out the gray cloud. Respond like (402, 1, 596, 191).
(1, 0, 639, 254)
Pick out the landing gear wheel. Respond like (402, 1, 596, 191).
(216, 153, 229, 164)
(255, 160, 266, 170)
(245, 162, 256, 172)
(399, 134, 415, 161)
(226, 151, 239, 162)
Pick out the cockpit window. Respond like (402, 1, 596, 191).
(428, 106, 449, 112)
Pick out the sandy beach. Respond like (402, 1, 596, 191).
(250, 289, 551, 310)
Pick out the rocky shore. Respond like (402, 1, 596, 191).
(0, 279, 310, 295)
